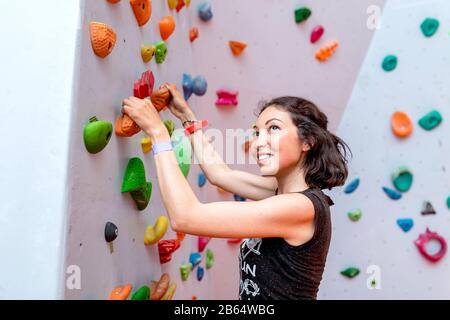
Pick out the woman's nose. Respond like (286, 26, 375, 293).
(256, 130, 269, 148)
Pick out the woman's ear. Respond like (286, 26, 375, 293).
(302, 142, 311, 152)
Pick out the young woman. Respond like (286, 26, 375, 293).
(122, 86, 350, 300)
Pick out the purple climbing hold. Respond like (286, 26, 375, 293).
(382, 186, 402, 200)
(344, 178, 360, 194)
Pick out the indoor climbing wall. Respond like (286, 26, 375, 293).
(64, 0, 384, 300)
(320, 0, 450, 299)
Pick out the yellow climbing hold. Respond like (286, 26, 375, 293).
(144, 216, 169, 245)
(161, 283, 177, 300)
(141, 136, 152, 154)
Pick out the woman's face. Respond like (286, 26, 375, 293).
(251, 106, 309, 176)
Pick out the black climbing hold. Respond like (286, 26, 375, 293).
(105, 222, 118, 242)
(421, 201, 436, 215)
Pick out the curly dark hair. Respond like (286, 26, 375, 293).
(254, 96, 351, 190)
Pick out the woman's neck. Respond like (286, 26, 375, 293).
(276, 166, 309, 194)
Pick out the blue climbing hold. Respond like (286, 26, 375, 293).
(198, 172, 206, 187)
(198, 2, 213, 22)
(382, 186, 402, 200)
(197, 265, 205, 281)
(189, 252, 202, 268)
(182, 73, 193, 101)
(397, 218, 414, 233)
(233, 194, 246, 201)
(344, 178, 360, 194)
(192, 76, 208, 96)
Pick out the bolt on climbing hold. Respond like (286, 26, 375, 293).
(180, 262, 193, 281)
(229, 41, 247, 56)
(197, 266, 205, 281)
(227, 238, 242, 244)
(105, 222, 118, 253)
(158, 239, 181, 264)
(151, 85, 172, 112)
(109, 284, 132, 300)
(131, 285, 150, 300)
(141, 44, 156, 63)
(171, 129, 192, 177)
(347, 209, 362, 222)
(391, 111, 413, 138)
(130, 0, 152, 27)
(421, 201, 436, 216)
(310, 25, 324, 43)
(382, 186, 402, 200)
(121, 157, 152, 211)
(392, 166, 413, 192)
(150, 273, 170, 300)
(134, 69, 155, 99)
(107, 0, 121, 3)
(159, 16, 175, 41)
(192, 76, 208, 96)
(233, 194, 246, 201)
(397, 218, 414, 233)
(115, 114, 141, 137)
(421, 18, 440, 37)
(141, 136, 152, 154)
(198, 237, 210, 252)
(315, 40, 338, 62)
(216, 89, 238, 106)
(447, 196, 450, 209)
(198, 172, 206, 187)
(415, 228, 447, 263)
(161, 283, 177, 300)
(167, 0, 177, 10)
(294, 7, 311, 24)
(206, 248, 214, 269)
(189, 252, 202, 268)
(163, 119, 175, 137)
(418, 110, 442, 131)
(83, 116, 113, 154)
(144, 216, 169, 245)
(176, 232, 186, 241)
(182, 74, 193, 100)
(189, 27, 199, 42)
(154, 41, 168, 64)
(89, 22, 116, 58)
(340, 267, 360, 278)
(382, 55, 398, 72)
(344, 177, 359, 194)
(198, 2, 213, 22)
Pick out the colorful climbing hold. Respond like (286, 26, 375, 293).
(310, 25, 324, 43)
(105, 222, 118, 253)
(130, 0, 152, 27)
(198, 2, 213, 22)
(233, 194, 246, 201)
(144, 216, 169, 245)
(167, 0, 177, 10)
(83, 116, 112, 154)
(347, 209, 362, 222)
(180, 263, 193, 281)
(121, 157, 152, 211)
(161, 283, 176, 300)
(294, 7, 311, 24)
(206, 248, 214, 269)
(197, 266, 204, 281)
(198, 172, 206, 187)
(115, 114, 140, 137)
(141, 136, 152, 154)
(216, 89, 238, 106)
(158, 239, 181, 264)
(340, 267, 360, 278)
(163, 119, 175, 137)
(418, 110, 442, 131)
(192, 76, 208, 96)
(420, 18, 440, 37)
(182, 73, 193, 100)
(397, 218, 414, 233)
(171, 129, 192, 177)
(415, 228, 447, 263)
(392, 166, 413, 192)
(141, 44, 156, 63)
(189, 252, 202, 268)
(229, 41, 247, 56)
(382, 186, 402, 200)
(176, 232, 186, 241)
(198, 236, 210, 252)
(131, 285, 150, 300)
(315, 40, 338, 62)
(447, 196, 450, 209)
(134, 69, 155, 99)
(344, 177, 360, 194)
(151, 85, 172, 112)
(382, 55, 398, 72)
(109, 284, 132, 300)
(107, 0, 121, 3)
(391, 111, 413, 138)
(189, 27, 199, 42)
(150, 273, 170, 300)
(89, 22, 116, 58)
(421, 201, 436, 215)
(227, 238, 242, 244)
(159, 16, 175, 41)
(155, 41, 168, 64)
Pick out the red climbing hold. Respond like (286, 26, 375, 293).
(158, 239, 181, 264)
(310, 25, 324, 44)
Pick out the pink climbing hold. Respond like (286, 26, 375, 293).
(215, 89, 238, 106)
(310, 25, 324, 44)
(198, 236, 210, 252)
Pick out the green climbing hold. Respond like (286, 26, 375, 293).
(171, 129, 192, 178)
(347, 209, 362, 222)
(446, 196, 450, 209)
(418, 110, 442, 131)
(392, 166, 413, 192)
(83, 116, 113, 154)
(206, 248, 214, 269)
(382, 55, 398, 72)
(341, 267, 360, 279)
(294, 7, 311, 24)
(163, 119, 175, 137)
(131, 285, 150, 300)
(155, 41, 168, 64)
(180, 263, 193, 281)
(421, 18, 440, 37)
(121, 158, 152, 211)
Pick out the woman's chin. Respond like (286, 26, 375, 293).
(259, 165, 277, 175)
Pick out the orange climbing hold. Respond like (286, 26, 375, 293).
(150, 273, 170, 300)
(109, 284, 133, 300)
(315, 40, 339, 62)
(89, 22, 117, 58)
(229, 41, 247, 56)
(151, 85, 172, 112)
(176, 232, 186, 241)
(115, 114, 141, 137)
(161, 283, 176, 300)
(189, 27, 199, 42)
(130, 0, 152, 27)
(159, 16, 175, 41)
(391, 111, 413, 138)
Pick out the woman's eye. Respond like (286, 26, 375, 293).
(269, 125, 280, 132)
(253, 131, 259, 137)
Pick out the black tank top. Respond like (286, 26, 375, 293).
(238, 187, 334, 300)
